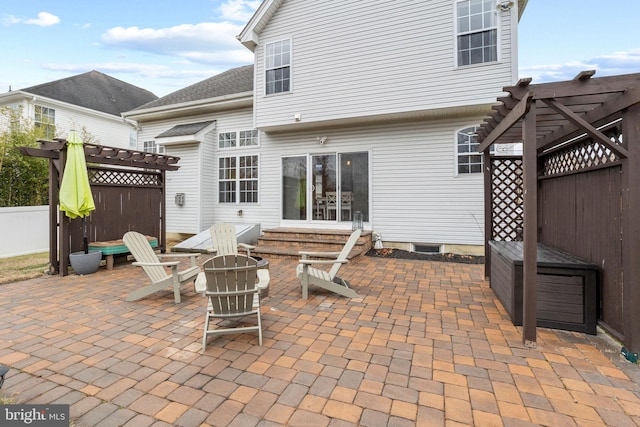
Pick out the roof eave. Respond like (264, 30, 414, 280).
(237, 0, 284, 51)
(122, 92, 253, 121)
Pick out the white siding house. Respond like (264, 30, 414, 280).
(0, 71, 157, 148)
(125, 0, 527, 254)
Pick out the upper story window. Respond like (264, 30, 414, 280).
(143, 140, 165, 154)
(265, 39, 291, 95)
(456, 126, 490, 174)
(456, 0, 498, 66)
(219, 130, 258, 149)
(35, 105, 55, 139)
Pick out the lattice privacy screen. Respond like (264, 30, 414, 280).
(89, 168, 162, 187)
(491, 157, 523, 241)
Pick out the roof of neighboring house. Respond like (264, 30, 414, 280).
(156, 120, 216, 138)
(21, 70, 158, 116)
(134, 65, 254, 111)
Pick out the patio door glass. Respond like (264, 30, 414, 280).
(282, 156, 307, 220)
(311, 154, 336, 221)
(282, 152, 369, 222)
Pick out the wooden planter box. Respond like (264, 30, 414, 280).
(489, 241, 598, 335)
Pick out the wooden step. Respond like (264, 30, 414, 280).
(252, 228, 372, 260)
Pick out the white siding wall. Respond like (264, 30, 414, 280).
(136, 108, 255, 235)
(253, 0, 516, 129)
(26, 98, 133, 147)
(250, 117, 488, 246)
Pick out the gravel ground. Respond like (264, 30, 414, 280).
(366, 248, 484, 264)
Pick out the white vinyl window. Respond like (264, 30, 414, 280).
(265, 39, 291, 95)
(456, 126, 486, 174)
(143, 140, 165, 154)
(456, 0, 498, 66)
(35, 105, 55, 139)
(219, 130, 258, 148)
(219, 155, 259, 203)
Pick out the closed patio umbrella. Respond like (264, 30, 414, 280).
(60, 130, 95, 253)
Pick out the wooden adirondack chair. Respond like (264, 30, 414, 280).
(196, 254, 267, 350)
(123, 231, 200, 303)
(208, 223, 256, 258)
(296, 229, 362, 299)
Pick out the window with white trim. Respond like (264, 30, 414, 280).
(218, 129, 258, 148)
(219, 155, 259, 203)
(265, 39, 291, 95)
(143, 140, 165, 154)
(35, 105, 55, 139)
(456, 0, 498, 66)
(456, 126, 487, 174)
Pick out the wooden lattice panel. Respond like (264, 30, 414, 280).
(543, 126, 622, 177)
(491, 157, 523, 241)
(89, 168, 161, 187)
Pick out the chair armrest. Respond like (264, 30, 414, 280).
(299, 259, 348, 265)
(206, 247, 217, 254)
(299, 251, 341, 259)
(238, 243, 256, 250)
(159, 252, 199, 259)
(159, 252, 199, 267)
(133, 260, 180, 267)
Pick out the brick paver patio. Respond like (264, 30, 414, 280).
(0, 255, 638, 426)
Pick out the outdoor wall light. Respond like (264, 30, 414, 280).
(317, 136, 327, 145)
(498, 1, 514, 11)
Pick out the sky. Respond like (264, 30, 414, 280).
(1, 0, 639, 98)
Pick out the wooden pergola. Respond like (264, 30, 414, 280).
(19, 139, 181, 276)
(476, 71, 640, 360)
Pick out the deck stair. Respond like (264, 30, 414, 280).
(252, 228, 372, 260)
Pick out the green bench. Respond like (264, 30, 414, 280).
(89, 236, 158, 270)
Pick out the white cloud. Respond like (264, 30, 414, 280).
(218, 0, 262, 22)
(520, 48, 640, 83)
(1, 15, 21, 25)
(100, 22, 253, 65)
(24, 12, 60, 27)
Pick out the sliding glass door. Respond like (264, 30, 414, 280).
(282, 152, 369, 223)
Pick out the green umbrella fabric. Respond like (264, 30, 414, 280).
(60, 131, 95, 219)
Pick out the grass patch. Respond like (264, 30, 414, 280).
(0, 252, 49, 285)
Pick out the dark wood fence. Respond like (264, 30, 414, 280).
(489, 126, 625, 340)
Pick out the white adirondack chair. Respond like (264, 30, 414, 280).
(208, 223, 256, 258)
(123, 231, 200, 303)
(197, 254, 267, 350)
(296, 229, 362, 299)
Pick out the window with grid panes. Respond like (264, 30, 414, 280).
(456, 0, 498, 66)
(35, 105, 55, 139)
(265, 39, 291, 95)
(219, 155, 259, 203)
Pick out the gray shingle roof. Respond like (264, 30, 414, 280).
(22, 71, 158, 116)
(135, 65, 254, 110)
(156, 120, 216, 138)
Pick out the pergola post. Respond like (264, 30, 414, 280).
(483, 150, 492, 279)
(521, 100, 537, 346)
(622, 102, 640, 358)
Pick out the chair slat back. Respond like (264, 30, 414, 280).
(123, 231, 166, 283)
(210, 223, 239, 256)
(329, 229, 361, 278)
(203, 255, 258, 315)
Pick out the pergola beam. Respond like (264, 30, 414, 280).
(477, 93, 532, 153)
(541, 98, 629, 158)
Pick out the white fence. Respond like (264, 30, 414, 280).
(0, 206, 49, 258)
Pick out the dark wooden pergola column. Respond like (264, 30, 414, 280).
(622, 102, 640, 358)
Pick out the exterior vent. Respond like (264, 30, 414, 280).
(414, 244, 441, 254)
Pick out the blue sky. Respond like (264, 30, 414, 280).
(2, 0, 639, 97)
